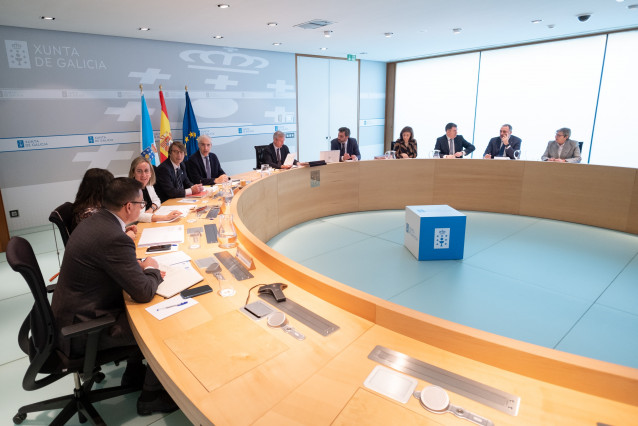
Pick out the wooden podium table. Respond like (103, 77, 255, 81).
(127, 160, 638, 425)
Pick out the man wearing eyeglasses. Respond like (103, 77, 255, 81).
(155, 141, 204, 202)
(51, 178, 178, 416)
(541, 128, 582, 163)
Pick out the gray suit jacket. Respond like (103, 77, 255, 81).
(51, 209, 162, 356)
(541, 139, 581, 163)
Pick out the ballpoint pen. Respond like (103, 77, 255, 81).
(157, 301, 188, 311)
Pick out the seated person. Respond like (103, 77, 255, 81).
(154, 141, 204, 202)
(262, 130, 299, 169)
(541, 128, 582, 163)
(434, 122, 475, 158)
(128, 156, 181, 222)
(394, 126, 417, 158)
(71, 168, 114, 230)
(330, 127, 361, 161)
(186, 134, 228, 185)
(483, 124, 522, 159)
(51, 177, 178, 416)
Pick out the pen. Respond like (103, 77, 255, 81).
(157, 301, 188, 311)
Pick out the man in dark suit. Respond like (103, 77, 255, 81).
(434, 122, 475, 158)
(483, 124, 522, 159)
(51, 178, 177, 416)
(262, 130, 298, 169)
(155, 141, 203, 202)
(186, 134, 228, 185)
(330, 127, 361, 161)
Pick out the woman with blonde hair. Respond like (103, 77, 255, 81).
(128, 156, 181, 222)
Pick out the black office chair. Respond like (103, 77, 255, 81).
(254, 144, 270, 169)
(6, 236, 141, 425)
(578, 141, 584, 152)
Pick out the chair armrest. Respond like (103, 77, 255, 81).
(60, 314, 116, 339)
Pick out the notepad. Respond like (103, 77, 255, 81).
(155, 263, 204, 298)
(138, 225, 185, 247)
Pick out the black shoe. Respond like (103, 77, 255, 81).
(137, 390, 179, 416)
(121, 362, 145, 389)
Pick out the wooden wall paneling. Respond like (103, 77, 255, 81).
(625, 169, 638, 234)
(358, 159, 435, 210)
(432, 159, 525, 214)
(520, 162, 636, 231)
(276, 164, 359, 232)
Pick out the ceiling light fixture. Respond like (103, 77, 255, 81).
(138, 27, 150, 31)
(452, 28, 462, 34)
(324, 30, 333, 37)
(272, 42, 282, 46)
(384, 32, 393, 38)
(212, 35, 223, 39)
(531, 19, 542, 24)
(616, 0, 624, 3)
(40, 16, 55, 20)
(267, 22, 278, 27)
(217, 4, 230, 8)
(320, 47, 327, 51)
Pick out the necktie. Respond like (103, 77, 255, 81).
(340, 144, 345, 158)
(498, 143, 505, 156)
(449, 139, 454, 155)
(175, 168, 183, 189)
(205, 156, 211, 179)
(276, 148, 281, 165)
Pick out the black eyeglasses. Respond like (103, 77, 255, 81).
(125, 201, 146, 208)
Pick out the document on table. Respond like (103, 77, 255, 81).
(151, 251, 191, 268)
(284, 153, 296, 166)
(138, 224, 185, 247)
(154, 205, 193, 222)
(146, 295, 199, 320)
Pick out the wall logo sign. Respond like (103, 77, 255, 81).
(5, 40, 31, 69)
(17, 140, 25, 148)
(434, 228, 450, 249)
(88, 136, 95, 143)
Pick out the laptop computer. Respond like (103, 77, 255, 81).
(319, 150, 340, 163)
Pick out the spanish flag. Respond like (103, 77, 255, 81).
(158, 87, 172, 162)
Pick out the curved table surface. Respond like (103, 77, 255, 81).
(128, 159, 638, 425)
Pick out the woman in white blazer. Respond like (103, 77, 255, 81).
(128, 157, 182, 222)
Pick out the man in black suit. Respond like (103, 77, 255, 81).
(51, 178, 177, 415)
(483, 124, 522, 159)
(262, 130, 298, 169)
(155, 141, 203, 202)
(186, 134, 228, 185)
(434, 123, 475, 158)
(330, 127, 361, 161)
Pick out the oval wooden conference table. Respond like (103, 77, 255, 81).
(128, 159, 638, 425)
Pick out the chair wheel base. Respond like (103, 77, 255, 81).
(13, 412, 27, 424)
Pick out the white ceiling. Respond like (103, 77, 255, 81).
(1, 0, 637, 62)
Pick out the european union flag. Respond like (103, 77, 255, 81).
(183, 91, 200, 157)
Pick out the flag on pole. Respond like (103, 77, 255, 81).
(158, 88, 172, 163)
(140, 94, 158, 166)
(183, 90, 199, 157)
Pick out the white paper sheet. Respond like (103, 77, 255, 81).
(146, 295, 199, 320)
(138, 224, 185, 247)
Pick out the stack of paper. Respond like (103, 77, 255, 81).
(138, 225, 185, 247)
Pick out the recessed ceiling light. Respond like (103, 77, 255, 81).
(616, 0, 625, 3)
(531, 19, 542, 24)
(272, 42, 282, 46)
(452, 28, 462, 34)
(384, 32, 393, 38)
(138, 27, 150, 31)
(212, 35, 223, 39)
(324, 30, 333, 37)
(217, 4, 230, 8)
(40, 16, 55, 20)
(267, 22, 278, 27)
(320, 47, 327, 51)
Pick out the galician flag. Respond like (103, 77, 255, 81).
(158, 88, 172, 162)
(183, 90, 200, 157)
(140, 94, 158, 166)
